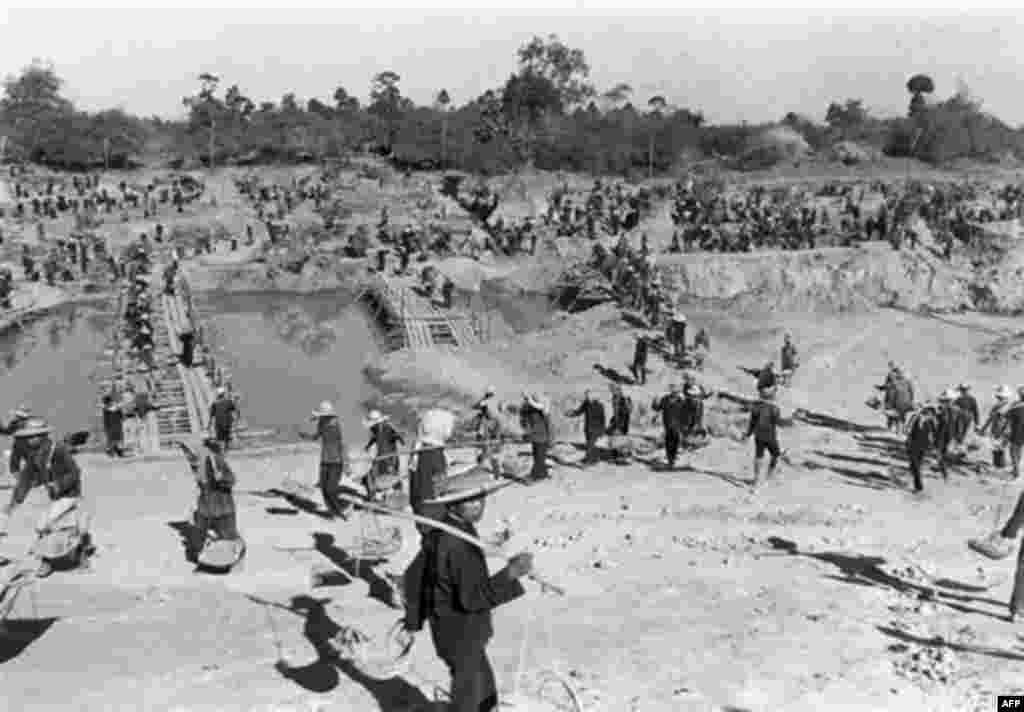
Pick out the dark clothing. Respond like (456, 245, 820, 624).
(103, 405, 124, 456)
(905, 409, 938, 491)
(884, 376, 914, 414)
(410, 446, 447, 535)
(318, 463, 348, 518)
(608, 393, 632, 436)
(568, 399, 606, 463)
(1000, 490, 1024, 614)
(366, 421, 404, 489)
(653, 393, 687, 432)
(631, 339, 648, 385)
(209, 398, 237, 432)
(653, 392, 687, 465)
(405, 513, 524, 712)
(11, 441, 82, 509)
(747, 400, 781, 443)
(180, 331, 195, 367)
(192, 445, 236, 520)
(780, 343, 798, 371)
(1, 415, 31, 474)
(954, 394, 980, 428)
(366, 422, 403, 463)
(312, 416, 345, 464)
(529, 442, 550, 479)
(754, 437, 781, 460)
(756, 369, 777, 391)
(1004, 402, 1024, 447)
(664, 428, 681, 465)
(519, 405, 551, 444)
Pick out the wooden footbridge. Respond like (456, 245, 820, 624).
(357, 275, 487, 351)
(102, 271, 236, 455)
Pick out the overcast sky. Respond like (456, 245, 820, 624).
(0, 8, 1021, 126)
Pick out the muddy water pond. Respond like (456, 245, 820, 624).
(0, 285, 556, 447)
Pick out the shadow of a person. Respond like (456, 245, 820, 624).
(312, 532, 398, 609)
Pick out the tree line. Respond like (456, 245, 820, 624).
(2, 37, 1023, 174)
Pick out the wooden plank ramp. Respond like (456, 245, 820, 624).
(372, 276, 484, 351)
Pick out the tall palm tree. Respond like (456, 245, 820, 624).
(647, 95, 667, 179)
(435, 89, 451, 169)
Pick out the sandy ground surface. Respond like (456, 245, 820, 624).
(3, 299, 1024, 711)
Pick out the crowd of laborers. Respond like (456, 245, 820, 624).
(871, 360, 1024, 625)
(664, 175, 1024, 257)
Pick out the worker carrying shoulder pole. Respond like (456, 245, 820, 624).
(399, 466, 533, 712)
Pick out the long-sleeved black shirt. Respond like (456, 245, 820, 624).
(747, 400, 781, 442)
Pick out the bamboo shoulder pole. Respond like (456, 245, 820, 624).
(333, 492, 565, 597)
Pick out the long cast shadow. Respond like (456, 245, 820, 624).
(878, 624, 1024, 662)
(766, 536, 1007, 614)
(0, 618, 59, 664)
(313, 532, 398, 609)
(260, 594, 433, 709)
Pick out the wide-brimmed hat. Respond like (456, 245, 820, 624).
(423, 464, 513, 506)
(672, 312, 687, 322)
(418, 408, 456, 446)
(998, 385, 1014, 400)
(14, 417, 52, 438)
(12, 404, 30, 418)
(939, 389, 956, 401)
(363, 410, 389, 428)
(685, 384, 703, 397)
(759, 386, 777, 399)
(311, 400, 335, 418)
(484, 386, 496, 396)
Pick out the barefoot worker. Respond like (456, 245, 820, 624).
(399, 466, 533, 712)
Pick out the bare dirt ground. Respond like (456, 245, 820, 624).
(4, 162, 1024, 710)
(4, 300, 1024, 711)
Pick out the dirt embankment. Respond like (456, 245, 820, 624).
(180, 256, 371, 293)
(657, 243, 973, 314)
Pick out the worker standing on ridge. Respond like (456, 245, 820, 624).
(399, 467, 533, 712)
